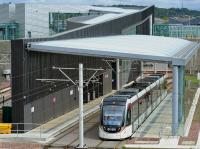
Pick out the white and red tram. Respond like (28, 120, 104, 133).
(99, 73, 167, 140)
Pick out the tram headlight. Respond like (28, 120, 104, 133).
(117, 127, 121, 132)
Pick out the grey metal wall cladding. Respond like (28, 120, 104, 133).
(24, 103, 32, 131)
(11, 6, 154, 125)
(24, 84, 79, 125)
(67, 21, 86, 31)
(136, 19, 150, 35)
(44, 95, 54, 122)
(11, 40, 26, 125)
(103, 70, 112, 95)
(32, 98, 45, 124)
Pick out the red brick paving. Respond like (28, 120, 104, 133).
(179, 122, 200, 145)
(179, 95, 200, 145)
(126, 137, 160, 144)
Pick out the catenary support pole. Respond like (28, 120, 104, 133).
(78, 63, 84, 148)
(172, 65, 179, 136)
(116, 59, 120, 90)
(149, 14, 153, 35)
(141, 61, 144, 78)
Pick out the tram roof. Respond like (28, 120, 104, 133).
(29, 35, 200, 66)
(137, 77, 159, 83)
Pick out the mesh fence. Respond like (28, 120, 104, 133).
(153, 24, 200, 39)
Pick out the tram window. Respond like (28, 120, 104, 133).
(102, 105, 125, 126)
(126, 109, 131, 126)
(139, 99, 146, 116)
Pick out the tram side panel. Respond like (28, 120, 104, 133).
(132, 101, 139, 132)
(146, 93, 152, 119)
(131, 77, 167, 134)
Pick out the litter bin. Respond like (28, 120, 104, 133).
(0, 123, 12, 134)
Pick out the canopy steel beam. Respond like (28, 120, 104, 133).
(36, 79, 71, 82)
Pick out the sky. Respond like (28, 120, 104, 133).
(0, 0, 200, 10)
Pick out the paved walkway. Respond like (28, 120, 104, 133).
(133, 93, 172, 138)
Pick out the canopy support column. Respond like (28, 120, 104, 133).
(178, 66, 185, 124)
(116, 59, 120, 91)
(172, 65, 179, 136)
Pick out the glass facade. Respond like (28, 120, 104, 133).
(49, 12, 90, 35)
(0, 23, 19, 40)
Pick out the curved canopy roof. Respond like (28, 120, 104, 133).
(30, 35, 199, 66)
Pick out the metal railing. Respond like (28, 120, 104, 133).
(0, 123, 59, 139)
(133, 122, 185, 138)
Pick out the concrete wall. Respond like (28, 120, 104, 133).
(24, 4, 50, 38)
(0, 4, 10, 24)
(0, 40, 10, 53)
(8, 3, 15, 22)
(0, 40, 10, 82)
(15, 4, 25, 38)
(0, 3, 15, 23)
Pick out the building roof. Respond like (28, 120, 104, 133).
(82, 13, 123, 24)
(89, 6, 139, 14)
(29, 35, 199, 66)
(68, 6, 140, 25)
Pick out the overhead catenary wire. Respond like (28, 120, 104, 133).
(10, 67, 109, 105)
(5, 54, 140, 105)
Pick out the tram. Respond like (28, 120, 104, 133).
(99, 73, 167, 140)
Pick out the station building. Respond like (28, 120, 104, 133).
(11, 5, 154, 129)
(0, 3, 149, 39)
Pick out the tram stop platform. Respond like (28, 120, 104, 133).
(125, 88, 200, 149)
(0, 91, 116, 143)
(0, 87, 199, 149)
(133, 93, 173, 138)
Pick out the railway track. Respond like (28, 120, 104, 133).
(45, 111, 125, 149)
(45, 112, 100, 148)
